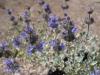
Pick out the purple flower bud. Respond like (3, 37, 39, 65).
(12, 36, 21, 49)
(85, 17, 94, 25)
(22, 10, 30, 24)
(88, 8, 93, 14)
(22, 10, 30, 19)
(24, 25, 34, 34)
(27, 45, 36, 56)
(10, 16, 15, 21)
(42, 3, 51, 14)
(38, 0, 45, 5)
(64, 13, 68, 16)
(61, 4, 69, 10)
(0, 41, 12, 58)
(67, 16, 71, 21)
(26, 6, 31, 10)
(6, 9, 12, 15)
(71, 27, 77, 33)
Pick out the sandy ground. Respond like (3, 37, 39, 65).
(0, 0, 100, 38)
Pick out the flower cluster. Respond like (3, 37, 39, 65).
(0, 0, 100, 75)
(4, 58, 19, 73)
(48, 15, 59, 29)
(49, 39, 65, 51)
(12, 36, 21, 50)
(38, 0, 51, 14)
(27, 41, 45, 56)
(0, 41, 12, 58)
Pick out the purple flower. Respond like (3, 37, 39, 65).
(6, 9, 12, 15)
(95, 70, 100, 75)
(20, 31, 29, 39)
(36, 41, 45, 52)
(90, 72, 95, 75)
(59, 43, 65, 50)
(50, 39, 65, 51)
(48, 15, 59, 28)
(4, 58, 19, 72)
(49, 39, 57, 47)
(22, 10, 30, 19)
(0, 41, 12, 58)
(90, 67, 100, 75)
(0, 41, 8, 57)
(42, 3, 51, 14)
(12, 36, 21, 49)
(71, 27, 77, 33)
(24, 25, 34, 34)
(27, 45, 36, 56)
(27, 41, 45, 55)
(22, 10, 31, 24)
(0, 41, 8, 50)
(90, 70, 100, 75)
